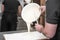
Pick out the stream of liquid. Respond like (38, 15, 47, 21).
(27, 23, 31, 32)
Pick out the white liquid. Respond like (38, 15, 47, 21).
(27, 23, 31, 32)
(25, 0, 31, 3)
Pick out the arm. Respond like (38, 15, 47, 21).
(18, 5, 22, 16)
(35, 22, 57, 39)
(1, 4, 4, 12)
(40, 0, 45, 6)
(42, 22, 57, 38)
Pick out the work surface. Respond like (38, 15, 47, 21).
(0, 30, 49, 40)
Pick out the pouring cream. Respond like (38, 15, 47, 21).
(21, 3, 41, 32)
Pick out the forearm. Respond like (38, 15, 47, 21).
(40, 0, 46, 6)
(41, 22, 57, 39)
(1, 4, 4, 13)
(42, 28, 52, 39)
(18, 6, 22, 16)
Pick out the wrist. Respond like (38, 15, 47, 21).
(42, 29, 51, 39)
(39, 24, 44, 33)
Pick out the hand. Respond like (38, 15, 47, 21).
(40, 6, 46, 13)
(35, 24, 43, 32)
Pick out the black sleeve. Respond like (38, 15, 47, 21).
(46, 0, 59, 24)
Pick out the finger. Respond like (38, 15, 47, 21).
(35, 23, 39, 26)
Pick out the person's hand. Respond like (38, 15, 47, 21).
(40, 6, 46, 13)
(35, 24, 43, 32)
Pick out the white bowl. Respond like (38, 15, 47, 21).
(21, 3, 41, 23)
